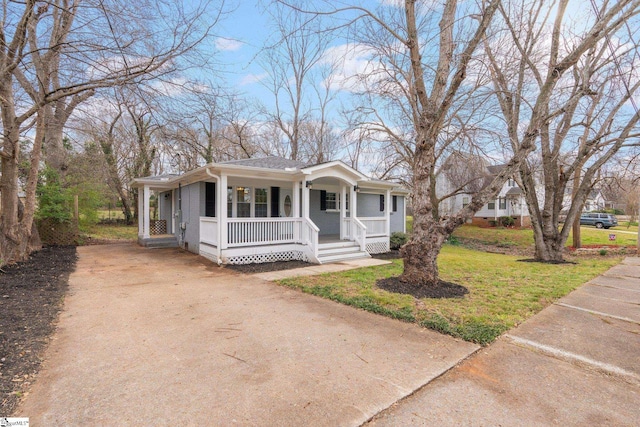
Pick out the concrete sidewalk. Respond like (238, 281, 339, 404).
(16, 245, 477, 426)
(369, 257, 640, 426)
(252, 258, 392, 281)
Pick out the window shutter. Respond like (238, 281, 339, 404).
(271, 187, 280, 217)
(320, 190, 327, 211)
(392, 195, 398, 212)
(205, 182, 216, 217)
(380, 194, 385, 211)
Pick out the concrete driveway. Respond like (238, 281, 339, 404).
(368, 257, 640, 426)
(17, 244, 477, 425)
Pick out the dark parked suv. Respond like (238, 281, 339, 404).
(579, 213, 618, 229)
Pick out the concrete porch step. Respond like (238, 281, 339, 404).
(140, 235, 179, 249)
(318, 245, 365, 256)
(318, 240, 359, 250)
(317, 238, 369, 264)
(318, 251, 371, 264)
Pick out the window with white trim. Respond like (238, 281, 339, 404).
(236, 187, 251, 218)
(255, 188, 268, 217)
(326, 192, 337, 210)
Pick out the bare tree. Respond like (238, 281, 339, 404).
(260, 1, 336, 162)
(0, 0, 220, 264)
(486, 0, 640, 261)
(282, 0, 640, 287)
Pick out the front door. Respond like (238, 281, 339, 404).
(280, 189, 293, 217)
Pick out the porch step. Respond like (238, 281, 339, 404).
(140, 236, 179, 249)
(318, 240, 359, 250)
(317, 240, 370, 264)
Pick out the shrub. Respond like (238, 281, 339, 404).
(36, 168, 73, 222)
(500, 216, 516, 227)
(446, 235, 461, 245)
(488, 220, 498, 227)
(390, 231, 408, 250)
(599, 249, 608, 256)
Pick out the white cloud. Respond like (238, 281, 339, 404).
(320, 43, 384, 93)
(214, 38, 244, 52)
(239, 72, 268, 86)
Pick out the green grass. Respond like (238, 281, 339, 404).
(96, 209, 127, 221)
(279, 246, 621, 345)
(79, 224, 138, 241)
(452, 224, 637, 248)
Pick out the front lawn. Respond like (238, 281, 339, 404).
(279, 245, 620, 345)
(80, 224, 138, 242)
(452, 224, 637, 249)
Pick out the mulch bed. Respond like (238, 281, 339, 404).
(377, 276, 469, 299)
(371, 249, 402, 260)
(0, 246, 77, 415)
(224, 260, 311, 274)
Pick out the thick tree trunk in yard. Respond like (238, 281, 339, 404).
(400, 142, 449, 285)
(533, 231, 566, 262)
(401, 225, 448, 285)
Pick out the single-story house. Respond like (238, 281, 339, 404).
(131, 157, 408, 265)
(437, 158, 530, 227)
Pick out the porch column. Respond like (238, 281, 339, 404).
(138, 188, 144, 237)
(302, 178, 310, 219)
(340, 184, 347, 240)
(350, 185, 358, 220)
(293, 180, 300, 242)
(143, 185, 150, 239)
(219, 173, 228, 253)
(386, 189, 392, 237)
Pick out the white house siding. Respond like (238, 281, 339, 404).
(175, 182, 203, 254)
(357, 193, 385, 217)
(309, 189, 341, 235)
(390, 196, 405, 233)
(159, 191, 173, 233)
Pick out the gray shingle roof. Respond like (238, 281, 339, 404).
(139, 173, 179, 181)
(487, 164, 506, 174)
(506, 187, 523, 195)
(219, 156, 308, 170)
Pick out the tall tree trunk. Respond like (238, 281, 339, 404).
(0, 113, 43, 264)
(533, 228, 566, 262)
(43, 104, 68, 175)
(400, 143, 447, 285)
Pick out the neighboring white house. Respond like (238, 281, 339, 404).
(436, 159, 530, 227)
(131, 157, 408, 265)
(563, 187, 607, 212)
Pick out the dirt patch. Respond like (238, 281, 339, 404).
(0, 246, 77, 415)
(517, 258, 577, 265)
(224, 260, 311, 274)
(377, 277, 469, 299)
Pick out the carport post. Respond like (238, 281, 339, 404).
(138, 188, 144, 237)
(143, 185, 151, 239)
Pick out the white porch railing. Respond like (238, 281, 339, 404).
(351, 217, 367, 252)
(200, 217, 218, 246)
(341, 217, 352, 239)
(227, 218, 298, 247)
(359, 217, 387, 237)
(302, 218, 319, 260)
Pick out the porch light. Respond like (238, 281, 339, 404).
(306, 181, 313, 189)
(354, 185, 360, 193)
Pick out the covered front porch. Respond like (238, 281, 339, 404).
(132, 158, 405, 265)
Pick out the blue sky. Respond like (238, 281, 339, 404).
(208, 1, 280, 103)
